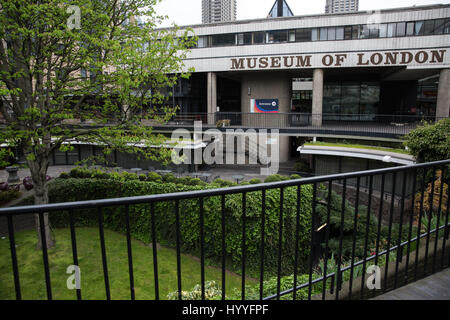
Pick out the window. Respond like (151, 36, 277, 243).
(387, 23, 396, 37)
(211, 33, 235, 47)
(424, 20, 435, 35)
(406, 22, 415, 36)
(253, 32, 265, 44)
(352, 25, 360, 39)
(445, 19, 450, 34)
(396, 22, 406, 36)
(328, 27, 336, 41)
(289, 30, 296, 42)
(267, 30, 288, 43)
(296, 29, 311, 42)
(319, 27, 328, 40)
(434, 19, 446, 34)
(197, 36, 207, 48)
(369, 25, 379, 38)
(379, 24, 387, 38)
(415, 21, 425, 35)
(237, 33, 252, 45)
(336, 27, 344, 40)
(311, 28, 319, 41)
(344, 26, 352, 40)
(360, 25, 370, 39)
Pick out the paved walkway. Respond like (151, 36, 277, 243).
(373, 268, 450, 300)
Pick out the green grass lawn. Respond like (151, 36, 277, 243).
(304, 142, 410, 155)
(0, 228, 256, 300)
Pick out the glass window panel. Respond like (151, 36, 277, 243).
(360, 25, 370, 39)
(253, 32, 265, 44)
(237, 33, 244, 45)
(267, 30, 288, 43)
(328, 27, 336, 40)
(445, 19, 450, 34)
(379, 24, 387, 38)
(340, 83, 361, 120)
(406, 22, 415, 36)
(211, 33, 235, 47)
(387, 23, 396, 37)
(424, 20, 435, 35)
(289, 30, 296, 42)
(352, 25, 359, 39)
(244, 33, 252, 44)
(434, 19, 445, 34)
(197, 36, 206, 48)
(336, 27, 344, 40)
(296, 29, 311, 42)
(344, 26, 352, 39)
(369, 25, 380, 38)
(323, 83, 342, 117)
(396, 22, 406, 36)
(320, 27, 328, 40)
(415, 21, 425, 35)
(311, 28, 318, 41)
(360, 83, 380, 120)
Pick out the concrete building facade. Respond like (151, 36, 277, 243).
(166, 4, 450, 163)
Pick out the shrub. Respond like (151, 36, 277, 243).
(167, 281, 222, 300)
(294, 159, 311, 173)
(45, 178, 313, 276)
(264, 174, 289, 183)
(147, 172, 162, 182)
(0, 190, 21, 206)
(91, 170, 110, 180)
(404, 118, 450, 163)
(290, 174, 301, 180)
(138, 174, 147, 181)
(163, 173, 177, 183)
(69, 167, 92, 179)
(212, 178, 236, 187)
(59, 172, 70, 179)
(249, 178, 262, 185)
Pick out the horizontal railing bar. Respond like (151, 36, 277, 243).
(1, 159, 449, 216)
(264, 223, 449, 300)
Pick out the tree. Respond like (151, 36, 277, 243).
(0, 0, 196, 249)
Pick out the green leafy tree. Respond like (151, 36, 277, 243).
(404, 118, 450, 163)
(0, 0, 196, 249)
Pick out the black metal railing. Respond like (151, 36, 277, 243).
(0, 159, 449, 300)
(159, 112, 443, 138)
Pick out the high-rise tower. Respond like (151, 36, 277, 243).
(325, 0, 359, 14)
(202, 0, 237, 24)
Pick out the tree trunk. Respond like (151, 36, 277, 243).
(29, 156, 55, 250)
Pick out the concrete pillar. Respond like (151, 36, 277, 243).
(207, 72, 217, 125)
(436, 69, 450, 120)
(312, 69, 324, 127)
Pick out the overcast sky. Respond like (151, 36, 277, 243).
(154, 0, 450, 27)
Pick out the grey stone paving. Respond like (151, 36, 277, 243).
(373, 268, 450, 300)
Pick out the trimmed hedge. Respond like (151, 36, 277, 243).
(46, 178, 314, 276)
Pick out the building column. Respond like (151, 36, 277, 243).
(436, 69, 450, 120)
(312, 69, 324, 127)
(207, 72, 217, 125)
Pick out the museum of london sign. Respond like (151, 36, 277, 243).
(230, 49, 447, 70)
